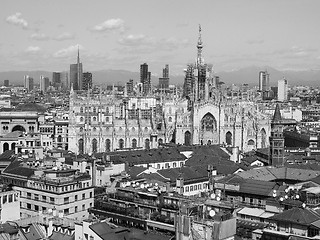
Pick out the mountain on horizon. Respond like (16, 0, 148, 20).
(1, 66, 319, 87)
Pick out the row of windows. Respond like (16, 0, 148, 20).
(26, 191, 93, 203)
(80, 107, 110, 114)
(79, 126, 151, 132)
(25, 202, 92, 214)
(184, 183, 207, 193)
(156, 161, 183, 169)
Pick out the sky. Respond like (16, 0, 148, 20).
(1, 0, 320, 75)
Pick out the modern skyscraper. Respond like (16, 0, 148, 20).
(40, 76, 50, 93)
(3, 80, 9, 87)
(278, 78, 288, 102)
(70, 48, 83, 90)
(24, 75, 34, 92)
(82, 72, 92, 90)
(259, 70, 270, 100)
(140, 63, 151, 95)
(258, 71, 269, 92)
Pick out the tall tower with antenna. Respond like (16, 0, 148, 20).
(70, 46, 83, 90)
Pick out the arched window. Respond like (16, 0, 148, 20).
(93, 127, 96, 132)
(3, 142, 9, 152)
(80, 127, 83, 132)
(92, 139, 98, 153)
(80, 117, 84, 122)
(145, 139, 150, 150)
(158, 138, 163, 146)
(11, 143, 16, 150)
(57, 135, 62, 142)
(144, 127, 148, 132)
(132, 139, 137, 148)
(80, 107, 83, 113)
(169, 117, 172, 122)
(226, 131, 232, 145)
(119, 139, 124, 150)
(105, 139, 111, 152)
(248, 139, 255, 145)
(78, 139, 84, 154)
(93, 117, 97, 121)
(184, 131, 191, 146)
(93, 107, 96, 113)
(201, 113, 216, 132)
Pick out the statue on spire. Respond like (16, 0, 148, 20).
(197, 24, 203, 66)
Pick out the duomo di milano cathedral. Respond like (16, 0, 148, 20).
(69, 27, 271, 155)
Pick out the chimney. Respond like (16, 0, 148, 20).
(47, 219, 53, 237)
(231, 147, 239, 163)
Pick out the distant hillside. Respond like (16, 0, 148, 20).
(1, 67, 319, 87)
(217, 66, 320, 86)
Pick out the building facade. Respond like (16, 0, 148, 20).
(278, 78, 288, 102)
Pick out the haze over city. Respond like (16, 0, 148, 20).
(2, 0, 320, 76)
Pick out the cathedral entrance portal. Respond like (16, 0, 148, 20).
(200, 113, 218, 144)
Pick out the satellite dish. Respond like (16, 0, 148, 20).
(285, 188, 289, 193)
(209, 210, 216, 217)
(207, 206, 212, 211)
(145, 184, 149, 188)
(216, 196, 221, 201)
(285, 195, 288, 199)
(140, 184, 145, 189)
(280, 197, 284, 201)
(272, 193, 277, 198)
(155, 183, 158, 186)
(210, 193, 216, 199)
(296, 195, 300, 199)
(302, 203, 306, 208)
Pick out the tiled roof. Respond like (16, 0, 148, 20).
(239, 179, 279, 196)
(0, 150, 15, 162)
(269, 207, 320, 226)
(89, 222, 172, 240)
(236, 166, 320, 182)
(2, 158, 35, 178)
(100, 148, 186, 165)
(14, 102, 46, 112)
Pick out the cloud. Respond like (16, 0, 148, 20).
(53, 44, 83, 58)
(118, 34, 154, 46)
(6, 13, 28, 29)
(30, 33, 49, 41)
(117, 34, 189, 54)
(176, 22, 189, 28)
(247, 39, 264, 45)
(53, 32, 75, 41)
(273, 46, 317, 59)
(25, 46, 40, 53)
(92, 18, 125, 32)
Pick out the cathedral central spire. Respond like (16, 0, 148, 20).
(197, 24, 203, 66)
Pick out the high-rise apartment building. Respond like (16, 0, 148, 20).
(278, 78, 288, 102)
(163, 64, 169, 78)
(82, 72, 92, 91)
(140, 63, 151, 95)
(126, 79, 134, 96)
(40, 76, 50, 93)
(70, 48, 83, 90)
(3, 80, 9, 87)
(159, 64, 169, 91)
(52, 72, 62, 90)
(24, 75, 34, 92)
